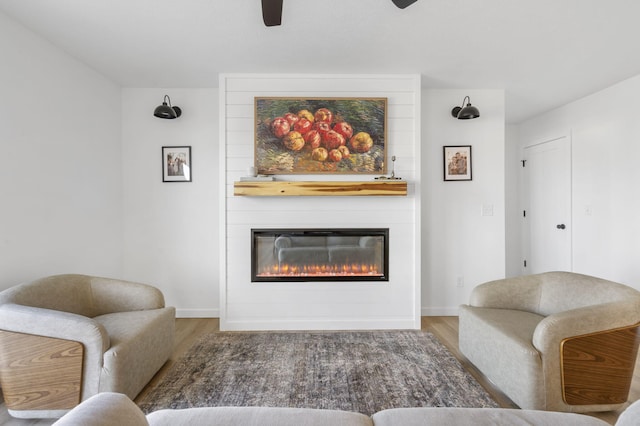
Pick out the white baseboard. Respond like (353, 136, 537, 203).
(421, 307, 460, 316)
(175, 308, 457, 319)
(220, 318, 420, 331)
(176, 308, 220, 318)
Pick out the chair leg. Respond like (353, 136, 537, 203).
(0, 330, 83, 411)
(561, 324, 640, 405)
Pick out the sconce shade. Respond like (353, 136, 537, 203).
(154, 95, 182, 119)
(451, 96, 480, 119)
(391, 0, 418, 8)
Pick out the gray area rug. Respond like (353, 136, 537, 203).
(138, 330, 498, 416)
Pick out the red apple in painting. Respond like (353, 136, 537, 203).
(321, 130, 345, 150)
(297, 109, 314, 123)
(313, 121, 331, 137)
(337, 145, 350, 159)
(349, 131, 374, 153)
(270, 117, 290, 138)
(333, 121, 353, 141)
(314, 108, 333, 123)
(283, 112, 299, 127)
(328, 149, 343, 162)
(283, 131, 305, 151)
(311, 147, 329, 162)
(294, 118, 313, 135)
(303, 129, 322, 149)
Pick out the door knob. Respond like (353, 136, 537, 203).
(556, 224, 566, 230)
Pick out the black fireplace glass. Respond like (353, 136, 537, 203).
(251, 228, 389, 282)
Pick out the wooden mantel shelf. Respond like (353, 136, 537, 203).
(234, 180, 407, 197)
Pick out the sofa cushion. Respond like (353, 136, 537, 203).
(146, 406, 373, 426)
(371, 407, 610, 426)
(52, 392, 149, 426)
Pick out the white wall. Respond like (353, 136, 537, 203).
(220, 74, 421, 330)
(0, 10, 123, 288)
(121, 89, 220, 317)
(515, 75, 640, 287)
(421, 90, 506, 315)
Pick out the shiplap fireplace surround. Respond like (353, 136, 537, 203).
(219, 74, 421, 331)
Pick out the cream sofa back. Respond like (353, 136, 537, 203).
(53, 392, 640, 426)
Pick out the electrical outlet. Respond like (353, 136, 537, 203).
(456, 276, 464, 288)
(481, 204, 494, 217)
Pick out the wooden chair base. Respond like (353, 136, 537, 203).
(0, 330, 83, 411)
(561, 324, 640, 405)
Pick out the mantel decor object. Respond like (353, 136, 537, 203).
(375, 155, 402, 180)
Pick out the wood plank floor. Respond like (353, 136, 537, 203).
(2, 317, 637, 425)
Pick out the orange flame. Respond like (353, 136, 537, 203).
(258, 262, 382, 277)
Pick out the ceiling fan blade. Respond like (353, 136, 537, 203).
(262, 0, 283, 27)
(391, 0, 418, 9)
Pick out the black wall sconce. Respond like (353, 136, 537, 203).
(154, 95, 182, 119)
(451, 96, 480, 120)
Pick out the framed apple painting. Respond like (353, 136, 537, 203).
(254, 97, 387, 175)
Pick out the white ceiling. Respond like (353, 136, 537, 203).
(2, 0, 639, 123)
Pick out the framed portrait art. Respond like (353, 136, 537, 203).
(443, 145, 472, 181)
(254, 97, 387, 175)
(162, 146, 192, 182)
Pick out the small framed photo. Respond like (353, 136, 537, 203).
(162, 146, 192, 182)
(443, 145, 472, 181)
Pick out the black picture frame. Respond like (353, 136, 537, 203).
(443, 145, 472, 181)
(162, 146, 192, 182)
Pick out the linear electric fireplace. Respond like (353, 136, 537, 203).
(251, 228, 389, 282)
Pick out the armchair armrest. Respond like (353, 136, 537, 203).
(532, 300, 640, 407)
(0, 303, 109, 350)
(0, 303, 110, 398)
(532, 300, 640, 353)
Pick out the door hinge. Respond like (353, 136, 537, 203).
(524, 260, 527, 268)
(523, 210, 526, 217)
(521, 160, 527, 167)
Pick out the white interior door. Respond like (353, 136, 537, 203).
(524, 136, 572, 274)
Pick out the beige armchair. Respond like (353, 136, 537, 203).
(459, 271, 640, 413)
(0, 274, 175, 419)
